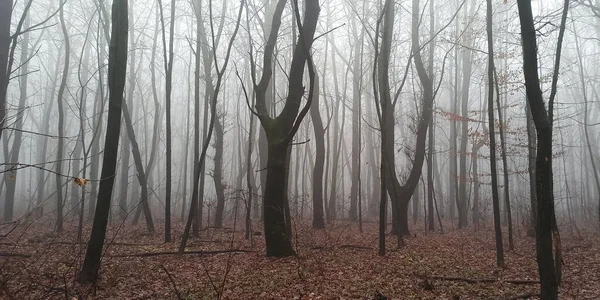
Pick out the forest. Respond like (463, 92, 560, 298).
(1, 0, 599, 298)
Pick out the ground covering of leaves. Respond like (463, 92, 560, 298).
(0, 218, 599, 299)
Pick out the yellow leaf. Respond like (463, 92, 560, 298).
(74, 177, 89, 187)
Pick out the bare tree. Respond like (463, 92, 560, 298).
(54, 0, 70, 233)
(516, 0, 569, 297)
(158, 0, 176, 242)
(79, 0, 129, 283)
(179, 0, 243, 253)
(485, 0, 504, 268)
(248, 0, 319, 257)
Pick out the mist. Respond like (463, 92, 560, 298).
(0, 0, 598, 298)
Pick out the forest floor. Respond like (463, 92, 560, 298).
(0, 217, 599, 299)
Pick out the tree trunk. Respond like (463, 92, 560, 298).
(79, 0, 128, 283)
(3, 12, 29, 222)
(55, 0, 70, 233)
(525, 101, 537, 237)
(349, 16, 362, 221)
(179, 0, 242, 252)
(458, 0, 476, 229)
(494, 71, 513, 249)
(158, 0, 176, 242)
(309, 71, 325, 228)
(122, 101, 155, 234)
(486, 0, 504, 268)
(427, 117, 434, 231)
(263, 142, 295, 256)
(0, 0, 13, 142)
(252, 0, 319, 257)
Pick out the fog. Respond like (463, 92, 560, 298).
(1, 0, 598, 267)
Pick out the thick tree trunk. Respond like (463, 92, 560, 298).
(263, 142, 295, 256)
(517, 0, 568, 296)
(253, 0, 319, 256)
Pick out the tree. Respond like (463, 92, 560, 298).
(309, 69, 325, 229)
(457, 0, 476, 229)
(54, 0, 70, 233)
(248, 0, 319, 257)
(516, 0, 569, 298)
(485, 0, 504, 268)
(79, 0, 129, 283)
(3, 8, 30, 222)
(0, 0, 14, 143)
(179, 0, 243, 253)
(158, 0, 176, 242)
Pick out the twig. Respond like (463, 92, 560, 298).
(161, 265, 182, 300)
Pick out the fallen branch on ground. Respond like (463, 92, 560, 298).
(110, 249, 255, 258)
(0, 252, 31, 258)
(338, 245, 373, 250)
(497, 292, 539, 300)
(419, 275, 540, 285)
